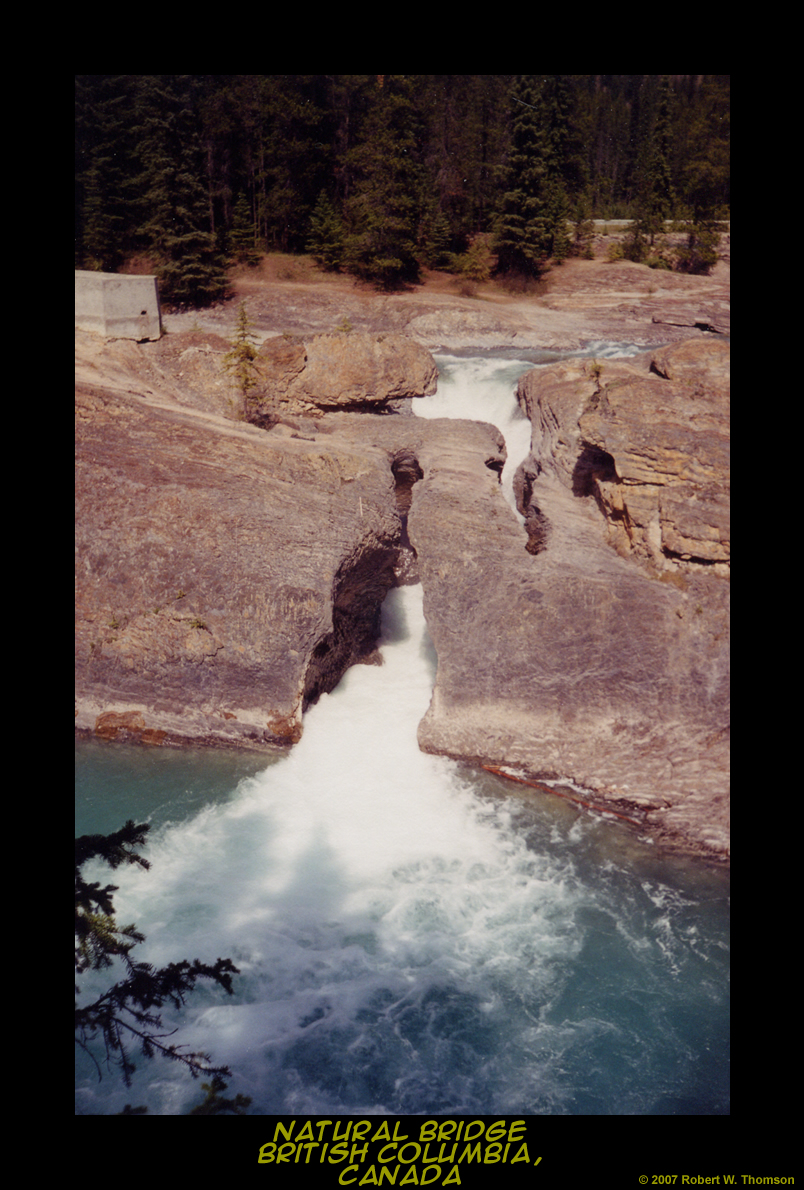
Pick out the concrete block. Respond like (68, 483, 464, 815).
(75, 271, 162, 341)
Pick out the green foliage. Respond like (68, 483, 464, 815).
(188, 1075, 252, 1116)
(75, 820, 245, 1099)
(133, 77, 228, 307)
(493, 77, 551, 277)
(342, 77, 424, 290)
(493, 76, 575, 277)
(674, 220, 724, 274)
(572, 197, 595, 258)
(229, 193, 261, 266)
(75, 76, 141, 271)
(307, 192, 345, 271)
(75, 76, 729, 293)
(622, 220, 649, 263)
(223, 303, 259, 399)
(421, 210, 454, 270)
(677, 76, 730, 222)
(624, 76, 675, 261)
(75, 820, 151, 976)
(251, 75, 331, 254)
(450, 236, 492, 283)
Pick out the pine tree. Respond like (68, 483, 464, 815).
(540, 75, 581, 261)
(76, 75, 141, 271)
(251, 76, 331, 254)
(493, 76, 579, 276)
(625, 76, 675, 260)
(133, 76, 228, 308)
(675, 75, 729, 274)
(493, 76, 552, 277)
(306, 191, 345, 271)
(411, 75, 510, 246)
(229, 193, 260, 266)
(75, 76, 729, 285)
(421, 208, 454, 270)
(75, 820, 245, 1098)
(343, 76, 424, 290)
(222, 302, 259, 410)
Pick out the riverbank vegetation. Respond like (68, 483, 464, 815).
(75, 75, 729, 304)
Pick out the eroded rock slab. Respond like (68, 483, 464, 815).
(414, 466, 730, 859)
(516, 340, 730, 571)
(75, 366, 500, 756)
(412, 338, 730, 858)
(247, 331, 438, 422)
(75, 384, 404, 749)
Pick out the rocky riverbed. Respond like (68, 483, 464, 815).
(75, 250, 729, 860)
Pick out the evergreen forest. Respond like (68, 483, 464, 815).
(75, 75, 730, 307)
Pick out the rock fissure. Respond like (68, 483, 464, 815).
(301, 445, 430, 710)
(302, 540, 400, 711)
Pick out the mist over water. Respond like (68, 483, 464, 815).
(75, 352, 729, 1116)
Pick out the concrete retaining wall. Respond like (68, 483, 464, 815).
(75, 271, 162, 340)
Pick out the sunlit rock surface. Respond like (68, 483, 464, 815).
(417, 339, 729, 858)
(76, 330, 728, 859)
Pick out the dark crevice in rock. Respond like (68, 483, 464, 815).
(391, 450, 424, 515)
(303, 448, 425, 711)
(391, 449, 423, 585)
(523, 505, 551, 555)
(662, 546, 724, 567)
(514, 461, 551, 556)
(321, 398, 412, 415)
(302, 543, 399, 711)
(572, 443, 618, 497)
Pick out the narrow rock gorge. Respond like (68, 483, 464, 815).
(76, 274, 729, 860)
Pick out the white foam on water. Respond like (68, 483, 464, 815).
(415, 355, 535, 522)
(76, 583, 585, 1115)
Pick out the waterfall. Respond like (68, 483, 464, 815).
(75, 354, 729, 1117)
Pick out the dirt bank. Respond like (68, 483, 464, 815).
(161, 241, 730, 354)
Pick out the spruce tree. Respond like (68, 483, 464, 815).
(493, 76, 551, 277)
(343, 76, 424, 290)
(222, 302, 259, 413)
(494, 76, 581, 276)
(625, 76, 675, 259)
(229, 193, 260, 266)
(76, 75, 141, 271)
(306, 191, 345, 271)
(75, 820, 244, 1096)
(133, 76, 228, 308)
(675, 75, 729, 274)
(252, 76, 331, 254)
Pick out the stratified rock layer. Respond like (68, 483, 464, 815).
(75, 362, 501, 754)
(516, 339, 730, 570)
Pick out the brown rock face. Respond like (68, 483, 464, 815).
(75, 329, 729, 860)
(75, 383, 404, 750)
(516, 340, 730, 572)
(248, 331, 438, 423)
(413, 338, 729, 858)
(75, 367, 499, 757)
